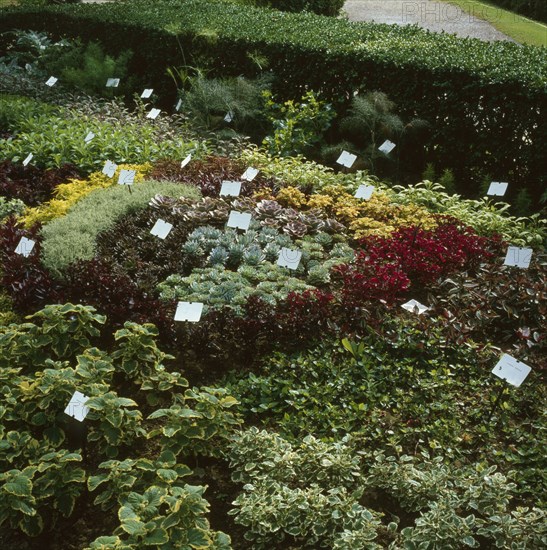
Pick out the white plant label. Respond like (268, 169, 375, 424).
(150, 219, 173, 240)
(141, 88, 153, 99)
(227, 211, 252, 231)
(401, 299, 429, 315)
(102, 160, 117, 178)
(355, 184, 375, 200)
(241, 167, 259, 181)
(180, 154, 192, 169)
(15, 237, 35, 257)
(492, 354, 531, 388)
(84, 132, 95, 144)
(503, 246, 533, 269)
(224, 111, 234, 123)
(174, 301, 204, 322)
(336, 150, 357, 168)
(175, 99, 183, 112)
(118, 169, 136, 186)
(106, 78, 120, 88)
(487, 182, 508, 196)
(22, 153, 33, 167)
(64, 391, 90, 422)
(146, 108, 161, 120)
(277, 247, 302, 270)
(220, 180, 242, 197)
(45, 76, 58, 87)
(378, 140, 396, 154)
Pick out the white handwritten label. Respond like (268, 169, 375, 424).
(378, 140, 396, 154)
(277, 247, 302, 270)
(22, 153, 33, 167)
(224, 111, 234, 123)
(146, 108, 161, 120)
(220, 180, 242, 197)
(227, 211, 252, 231)
(102, 160, 117, 178)
(175, 99, 183, 112)
(150, 219, 173, 240)
(492, 354, 531, 388)
(336, 151, 357, 168)
(355, 184, 375, 200)
(84, 132, 95, 144)
(241, 167, 259, 182)
(105, 78, 120, 88)
(118, 169, 136, 186)
(141, 88, 153, 99)
(503, 246, 533, 269)
(64, 391, 90, 422)
(45, 76, 58, 87)
(401, 299, 429, 315)
(487, 182, 508, 196)
(174, 302, 204, 322)
(180, 154, 192, 169)
(15, 237, 35, 257)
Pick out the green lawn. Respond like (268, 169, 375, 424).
(440, 0, 547, 46)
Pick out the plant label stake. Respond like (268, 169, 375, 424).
(174, 301, 204, 322)
(487, 354, 532, 423)
(227, 211, 252, 231)
(487, 182, 508, 196)
(336, 150, 357, 168)
(277, 247, 302, 270)
(141, 88, 153, 99)
(102, 160, 117, 178)
(220, 180, 242, 197)
(64, 391, 90, 422)
(150, 219, 173, 240)
(147, 108, 161, 120)
(224, 111, 234, 123)
(503, 246, 533, 269)
(241, 167, 259, 181)
(401, 299, 429, 315)
(45, 76, 58, 87)
(84, 132, 95, 144)
(355, 184, 375, 200)
(14, 237, 35, 257)
(22, 153, 33, 166)
(378, 140, 396, 154)
(175, 99, 183, 112)
(180, 154, 192, 169)
(105, 78, 120, 88)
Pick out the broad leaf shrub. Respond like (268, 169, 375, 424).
(0, 304, 238, 546)
(0, 0, 544, 200)
(0, 95, 207, 173)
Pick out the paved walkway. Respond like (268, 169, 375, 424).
(343, 0, 514, 41)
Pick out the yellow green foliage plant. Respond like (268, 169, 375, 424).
(20, 164, 151, 228)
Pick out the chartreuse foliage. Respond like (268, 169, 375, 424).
(20, 163, 151, 228)
(39, 179, 200, 276)
(0, 304, 239, 546)
(0, 0, 544, 199)
(0, 95, 207, 173)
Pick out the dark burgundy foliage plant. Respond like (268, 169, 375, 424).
(0, 160, 82, 206)
(149, 157, 276, 197)
(0, 217, 62, 311)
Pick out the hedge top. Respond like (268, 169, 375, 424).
(1, 0, 546, 91)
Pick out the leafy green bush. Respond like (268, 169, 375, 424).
(0, 95, 208, 172)
(255, 0, 344, 16)
(0, 0, 544, 200)
(39, 179, 200, 276)
(0, 196, 25, 221)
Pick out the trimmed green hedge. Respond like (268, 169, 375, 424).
(258, 0, 344, 16)
(0, 0, 545, 200)
(486, 0, 546, 24)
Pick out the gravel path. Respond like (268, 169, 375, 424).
(343, 0, 515, 42)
